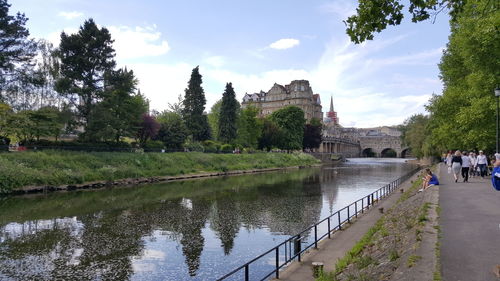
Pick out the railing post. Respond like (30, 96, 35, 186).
(314, 225, 318, 249)
(347, 206, 350, 223)
(275, 247, 279, 279)
(245, 264, 249, 281)
(338, 211, 342, 230)
(355, 201, 358, 218)
(327, 217, 331, 238)
(362, 197, 364, 212)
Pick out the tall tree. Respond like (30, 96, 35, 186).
(236, 106, 262, 149)
(182, 66, 210, 141)
(154, 111, 188, 149)
(85, 68, 148, 142)
(303, 118, 322, 150)
(0, 0, 37, 107)
(218, 82, 239, 143)
(270, 106, 306, 150)
(345, 0, 465, 43)
(400, 114, 431, 158)
(258, 118, 284, 151)
(55, 18, 116, 132)
(207, 99, 222, 141)
(425, 0, 499, 152)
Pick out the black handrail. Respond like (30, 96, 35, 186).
(216, 167, 420, 281)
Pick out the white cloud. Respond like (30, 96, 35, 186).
(125, 62, 193, 111)
(108, 25, 170, 60)
(204, 56, 225, 68)
(46, 24, 170, 61)
(58, 11, 84, 20)
(269, 38, 300, 50)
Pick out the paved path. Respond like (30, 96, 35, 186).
(439, 164, 500, 280)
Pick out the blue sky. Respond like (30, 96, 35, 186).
(11, 0, 450, 127)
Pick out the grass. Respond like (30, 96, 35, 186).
(334, 218, 385, 274)
(0, 151, 320, 194)
(407, 255, 422, 267)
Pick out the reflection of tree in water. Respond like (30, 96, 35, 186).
(236, 172, 323, 236)
(178, 199, 210, 276)
(209, 197, 240, 255)
(0, 168, 324, 279)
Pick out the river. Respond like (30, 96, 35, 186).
(0, 158, 416, 281)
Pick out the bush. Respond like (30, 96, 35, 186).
(143, 140, 165, 150)
(184, 141, 204, 152)
(220, 144, 233, 153)
(202, 140, 221, 153)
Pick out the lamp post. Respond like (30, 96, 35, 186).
(496, 87, 500, 153)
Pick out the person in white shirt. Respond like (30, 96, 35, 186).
(469, 152, 477, 178)
(476, 150, 488, 178)
(461, 151, 471, 182)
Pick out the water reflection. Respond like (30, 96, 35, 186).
(0, 158, 415, 280)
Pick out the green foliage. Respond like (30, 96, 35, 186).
(335, 218, 385, 274)
(258, 118, 284, 151)
(0, 0, 37, 93)
(303, 118, 323, 149)
(155, 111, 188, 149)
(0, 151, 319, 193)
(270, 106, 306, 150)
(182, 66, 211, 141)
(220, 143, 233, 153)
(345, 0, 465, 43)
(236, 106, 262, 149)
(56, 18, 116, 131)
(202, 140, 220, 153)
(207, 99, 222, 141)
(0, 103, 13, 138)
(400, 114, 431, 158)
(218, 82, 239, 143)
(426, 1, 499, 152)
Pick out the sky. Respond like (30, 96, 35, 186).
(10, 0, 451, 128)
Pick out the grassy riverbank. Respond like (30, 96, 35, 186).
(0, 151, 319, 194)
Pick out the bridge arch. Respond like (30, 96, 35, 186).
(401, 148, 411, 158)
(362, 148, 376, 157)
(381, 148, 397, 158)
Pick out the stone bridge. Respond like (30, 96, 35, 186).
(317, 136, 361, 158)
(359, 135, 410, 158)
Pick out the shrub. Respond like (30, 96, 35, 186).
(220, 144, 233, 153)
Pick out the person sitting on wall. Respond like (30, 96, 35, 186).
(421, 168, 439, 191)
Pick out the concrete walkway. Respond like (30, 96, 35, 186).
(276, 171, 421, 281)
(439, 164, 500, 280)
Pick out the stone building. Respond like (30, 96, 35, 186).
(241, 80, 323, 122)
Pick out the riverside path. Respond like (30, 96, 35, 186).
(439, 163, 500, 280)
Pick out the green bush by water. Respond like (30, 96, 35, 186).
(0, 151, 319, 193)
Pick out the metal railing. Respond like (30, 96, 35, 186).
(217, 167, 420, 281)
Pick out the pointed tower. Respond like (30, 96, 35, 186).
(326, 96, 339, 125)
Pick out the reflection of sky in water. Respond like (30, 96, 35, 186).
(0, 158, 416, 281)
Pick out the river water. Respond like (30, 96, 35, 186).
(0, 158, 416, 281)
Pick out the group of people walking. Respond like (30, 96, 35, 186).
(445, 150, 490, 182)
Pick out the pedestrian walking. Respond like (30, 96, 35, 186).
(446, 151, 453, 174)
(492, 154, 500, 191)
(451, 150, 463, 182)
(469, 151, 477, 178)
(461, 151, 470, 182)
(476, 150, 488, 178)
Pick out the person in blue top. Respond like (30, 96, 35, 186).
(422, 168, 439, 191)
(491, 156, 500, 191)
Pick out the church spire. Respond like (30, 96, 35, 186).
(329, 96, 334, 112)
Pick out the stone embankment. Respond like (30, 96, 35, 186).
(12, 166, 316, 195)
